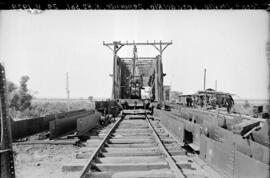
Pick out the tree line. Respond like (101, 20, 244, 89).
(6, 76, 94, 120)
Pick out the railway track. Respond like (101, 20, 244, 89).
(78, 114, 217, 178)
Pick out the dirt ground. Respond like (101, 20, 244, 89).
(13, 142, 83, 178)
(11, 122, 108, 178)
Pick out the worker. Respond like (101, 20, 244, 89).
(221, 96, 226, 108)
(206, 95, 210, 106)
(192, 96, 197, 107)
(226, 95, 234, 113)
(225, 96, 231, 113)
(210, 95, 217, 109)
(187, 96, 191, 107)
(229, 95, 234, 106)
(190, 97, 193, 107)
(199, 96, 204, 108)
(186, 97, 189, 107)
(216, 95, 222, 108)
(196, 96, 200, 107)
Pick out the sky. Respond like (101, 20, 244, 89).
(0, 10, 268, 100)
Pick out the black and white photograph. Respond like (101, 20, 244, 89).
(0, 9, 269, 178)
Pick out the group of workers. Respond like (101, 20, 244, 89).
(185, 94, 234, 113)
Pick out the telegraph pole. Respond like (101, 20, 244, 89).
(215, 80, 217, 91)
(66, 72, 70, 112)
(203, 69, 207, 109)
(203, 69, 206, 90)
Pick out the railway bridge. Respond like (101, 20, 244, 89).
(0, 41, 269, 178)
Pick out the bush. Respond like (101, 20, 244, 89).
(7, 76, 33, 119)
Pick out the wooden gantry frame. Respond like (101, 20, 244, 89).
(103, 41, 172, 103)
(103, 41, 172, 60)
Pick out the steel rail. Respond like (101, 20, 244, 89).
(79, 117, 123, 178)
(146, 117, 187, 178)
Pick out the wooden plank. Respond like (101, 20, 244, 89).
(62, 165, 84, 172)
(181, 169, 209, 176)
(112, 135, 154, 139)
(107, 143, 157, 148)
(164, 144, 183, 150)
(76, 151, 164, 160)
(92, 162, 169, 172)
(185, 175, 208, 178)
(101, 151, 163, 157)
(89, 136, 103, 139)
(97, 156, 165, 164)
(76, 153, 91, 159)
(158, 133, 170, 137)
(172, 155, 189, 162)
(117, 125, 149, 128)
(62, 160, 88, 172)
(13, 139, 79, 145)
(84, 140, 102, 148)
(167, 150, 186, 156)
(188, 143, 200, 151)
(161, 139, 177, 144)
(86, 169, 175, 178)
(119, 124, 148, 127)
(103, 147, 159, 153)
(113, 130, 153, 134)
(115, 127, 150, 130)
(112, 133, 152, 136)
(109, 138, 155, 144)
